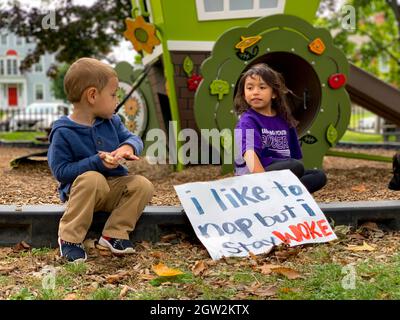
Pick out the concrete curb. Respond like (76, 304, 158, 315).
(1, 201, 400, 247)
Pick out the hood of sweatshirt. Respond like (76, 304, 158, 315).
(48, 116, 105, 143)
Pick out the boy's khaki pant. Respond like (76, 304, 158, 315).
(59, 171, 154, 243)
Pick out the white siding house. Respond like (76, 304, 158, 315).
(0, 30, 60, 109)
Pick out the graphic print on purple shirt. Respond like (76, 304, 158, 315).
(234, 108, 302, 174)
(261, 128, 290, 158)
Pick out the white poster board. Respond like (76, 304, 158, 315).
(174, 170, 336, 260)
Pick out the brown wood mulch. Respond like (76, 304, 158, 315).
(0, 146, 399, 206)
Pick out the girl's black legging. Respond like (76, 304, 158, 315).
(265, 159, 327, 194)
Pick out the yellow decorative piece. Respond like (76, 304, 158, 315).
(126, 120, 137, 132)
(124, 15, 160, 54)
(235, 35, 262, 53)
(124, 98, 139, 116)
(308, 38, 326, 55)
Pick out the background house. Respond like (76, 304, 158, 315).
(0, 30, 60, 109)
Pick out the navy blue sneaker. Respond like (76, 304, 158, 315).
(98, 236, 134, 254)
(58, 237, 87, 262)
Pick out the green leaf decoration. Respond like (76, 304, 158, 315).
(116, 87, 127, 102)
(300, 134, 318, 145)
(210, 79, 230, 100)
(183, 56, 194, 77)
(326, 124, 338, 146)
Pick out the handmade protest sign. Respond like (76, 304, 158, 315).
(174, 170, 336, 260)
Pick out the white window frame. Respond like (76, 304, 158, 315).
(34, 83, 45, 101)
(34, 58, 44, 73)
(16, 36, 24, 46)
(0, 59, 4, 75)
(6, 57, 19, 76)
(1, 34, 8, 46)
(195, 0, 285, 21)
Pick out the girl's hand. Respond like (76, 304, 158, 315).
(98, 151, 120, 169)
(111, 145, 140, 161)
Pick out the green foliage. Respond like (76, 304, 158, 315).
(0, 0, 131, 72)
(316, 0, 400, 87)
(50, 63, 70, 102)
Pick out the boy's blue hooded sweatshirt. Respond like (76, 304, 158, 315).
(48, 114, 143, 202)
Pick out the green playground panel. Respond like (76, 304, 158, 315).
(194, 14, 351, 173)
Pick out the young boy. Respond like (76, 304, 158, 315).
(48, 57, 154, 262)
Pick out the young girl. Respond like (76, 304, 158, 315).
(234, 63, 327, 193)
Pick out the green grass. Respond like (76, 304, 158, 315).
(64, 262, 87, 275)
(340, 130, 384, 143)
(276, 254, 400, 300)
(4, 254, 400, 300)
(0, 131, 46, 142)
(348, 112, 374, 127)
(91, 288, 120, 300)
(9, 288, 36, 300)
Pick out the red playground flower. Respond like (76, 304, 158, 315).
(187, 74, 203, 92)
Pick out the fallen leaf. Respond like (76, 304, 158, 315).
(119, 285, 130, 298)
(349, 233, 366, 240)
(150, 251, 166, 259)
(360, 222, 381, 232)
(191, 260, 208, 276)
(152, 263, 184, 277)
(13, 241, 31, 252)
(248, 251, 258, 263)
(97, 248, 112, 256)
(351, 184, 367, 192)
(275, 251, 290, 260)
(280, 287, 301, 293)
(245, 284, 278, 297)
(160, 234, 178, 242)
(83, 239, 96, 250)
(257, 264, 282, 275)
(138, 274, 156, 280)
(334, 225, 352, 239)
(63, 293, 78, 300)
(271, 267, 302, 279)
(106, 271, 130, 284)
(346, 241, 376, 252)
(140, 241, 151, 249)
(0, 266, 16, 275)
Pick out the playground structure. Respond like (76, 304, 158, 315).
(116, 0, 400, 173)
(2, 0, 400, 247)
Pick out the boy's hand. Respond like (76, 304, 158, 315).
(98, 151, 120, 169)
(111, 145, 139, 161)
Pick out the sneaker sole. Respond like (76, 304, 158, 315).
(98, 237, 135, 254)
(58, 237, 87, 263)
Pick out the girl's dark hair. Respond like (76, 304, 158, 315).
(233, 63, 298, 128)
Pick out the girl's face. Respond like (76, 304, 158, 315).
(244, 75, 276, 113)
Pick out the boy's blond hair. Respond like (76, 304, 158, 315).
(64, 57, 117, 103)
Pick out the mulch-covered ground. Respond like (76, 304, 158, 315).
(1, 146, 400, 300)
(0, 146, 398, 205)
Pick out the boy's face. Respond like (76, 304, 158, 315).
(93, 76, 119, 119)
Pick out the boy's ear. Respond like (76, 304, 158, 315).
(86, 87, 98, 104)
